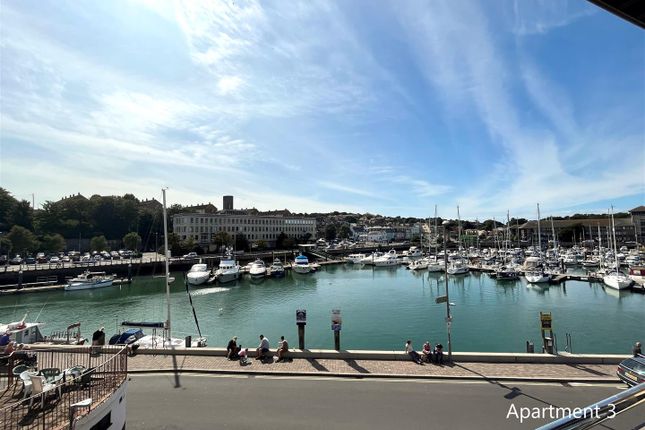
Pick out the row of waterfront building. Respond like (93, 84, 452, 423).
(172, 197, 645, 250)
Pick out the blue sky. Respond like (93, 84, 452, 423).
(1, 0, 643, 220)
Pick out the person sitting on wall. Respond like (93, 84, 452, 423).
(405, 340, 423, 365)
(0, 331, 10, 347)
(276, 336, 289, 362)
(227, 336, 241, 360)
(92, 327, 105, 346)
(434, 343, 444, 365)
(239, 348, 251, 365)
(422, 341, 433, 363)
(256, 335, 270, 361)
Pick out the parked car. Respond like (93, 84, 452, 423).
(9, 256, 23, 265)
(110, 251, 120, 259)
(62, 256, 71, 263)
(616, 355, 645, 387)
(36, 252, 47, 263)
(0, 255, 7, 265)
(49, 256, 60, 264)
(183, 252, 198, 259)
(25, 256, 36, 264)
(100, 251, 111, 260)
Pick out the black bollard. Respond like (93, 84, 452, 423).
(127, 263, 132, 282)
(334, 331, 340, 351)
(298, 324, 305, 350)
(18, 270, 23, 290)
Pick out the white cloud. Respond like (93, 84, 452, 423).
(217, 76, 244, 95)
(317, 181, 382, 199)
(512, 0, 595, 36)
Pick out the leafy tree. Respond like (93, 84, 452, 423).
(0, 237, 13, 255)
(123, 232, 142, 251)
(338, 224, 351, 239)
(7, 225, 39, 255)
(9, 200, 34, 230)
(283, 237, 296, 248)
(256, 240, 267, 250)
(235, 234, 249, 252)
(213, 231, 232, 247)
(167, 233, 184, 256)
(182, 237, 197, 252)
(90, 235, 108, 252)
(0, 188, 18, 231)
(41, 234, 66, 253)
(325, 224, 337, 241)
(275, 232, 287, 249)
(299, 232, 312, 243)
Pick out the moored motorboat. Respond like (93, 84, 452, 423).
(292, 254, 312, 274)
(215, 257, 241, 283)
(65, 271, 115, 291)
(345, 253, 366, 264)
(249, 259, 267, 278)
(269, 258, 286, 277)
(524, 270, 551, 284)
(408, 258, 428, 270)
(186, 263, 211, 286)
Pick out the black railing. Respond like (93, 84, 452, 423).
(1, 346, 127, 430)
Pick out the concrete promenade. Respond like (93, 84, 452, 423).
(127, 352, 621, 383)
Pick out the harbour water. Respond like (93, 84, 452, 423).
(0, 264, 642, 354)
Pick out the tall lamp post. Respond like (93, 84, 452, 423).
(442, 220, 453, 362)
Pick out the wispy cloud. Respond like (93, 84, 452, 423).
(512, 0, 596, 36)
(317, 181, 381, 199)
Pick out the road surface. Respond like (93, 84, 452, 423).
(126, 373, 643, 429)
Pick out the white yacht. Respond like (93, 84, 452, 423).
(603, 270, 632, 290)
(374, 253, 399, 267)
(215, 257, 240, 284)
(447, 259, 469, 275)
(186, 263, 211, 286)
(361, 252, 382, 265)
(65, 271, 115, 291)
(408, 257, 429, 270)
(269, 258, 286, 277)
(292, 254, 313, 274)
(345, 253, 366, 264)
(249, 259, 267, 278)
(426, 256, 444, 272)
(525, 270, 551, 284)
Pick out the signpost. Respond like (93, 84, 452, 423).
(331, 309, 341, 350)
(296, 309, 306, 349)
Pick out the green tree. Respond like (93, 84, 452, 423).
(9, 200, 34, 230)
(256, 239, 267, 250)
(235, 233, 249, 252)
(0, 188, 18, 231)
(325, 224, 337, 241)
(41, 233, 66, 253)
(182, 237, 197, 252)
(338, 224, 351, 239)
(90, 235, 108, 252)
(213, 231, 232, 248)
(275, 232, 287, 249)
(283, 237, 296, 248)
(123, 232, 142, 251)
(0, 237, 13, 255)
(7, 225, 39, 255)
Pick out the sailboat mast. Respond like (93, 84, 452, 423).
(610, 206, 619, 272)
(162, 188, 171, 339)
(537, 204, 542, 256)
(457, 205, 462, 254)
(434, 205, 438, 255)
(597, 223, 603, 270)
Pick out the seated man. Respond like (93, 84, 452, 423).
(0, 331, 10, 347)
(255, 335, 270, 360)
(226, 336, 241, 360)
(421, 341, 433, 363)
(276, 336, 289, 362)
(434, 343, 444, 365)
(405, 340, 423, 365)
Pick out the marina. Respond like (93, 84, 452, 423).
(1, 263, 643, 355)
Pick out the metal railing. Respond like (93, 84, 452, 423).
(537, 382, 645, 430)
(1, 346, 128, 430)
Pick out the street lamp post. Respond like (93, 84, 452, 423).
(442, 220, 453, 362)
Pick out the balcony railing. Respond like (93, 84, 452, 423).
(1, 346, 128, 430)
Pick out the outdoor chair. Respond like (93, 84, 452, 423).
(12, 364, 29, 377)
(77, 367, 96, 388)
(28, 375, 60, 409)
(19, 370, 37, 399)
(38, 367, 64, 384)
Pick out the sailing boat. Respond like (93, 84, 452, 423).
(427, 205, 444, 272)
(525, 204, 551, 284)
(602, 206, 632, 290)
(115, 189, 207, 348)
(447, 206, 469, 275)
(496, 211, 519, 281)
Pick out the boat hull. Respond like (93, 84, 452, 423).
(603, 274, 632, 290)
(293, 265, 312, 274)
(217, 271, 239, 283)
(65, 279, 114, 291)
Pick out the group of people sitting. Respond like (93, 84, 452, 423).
(405, 340, 444, 365)
(226, 334, 290, 364)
